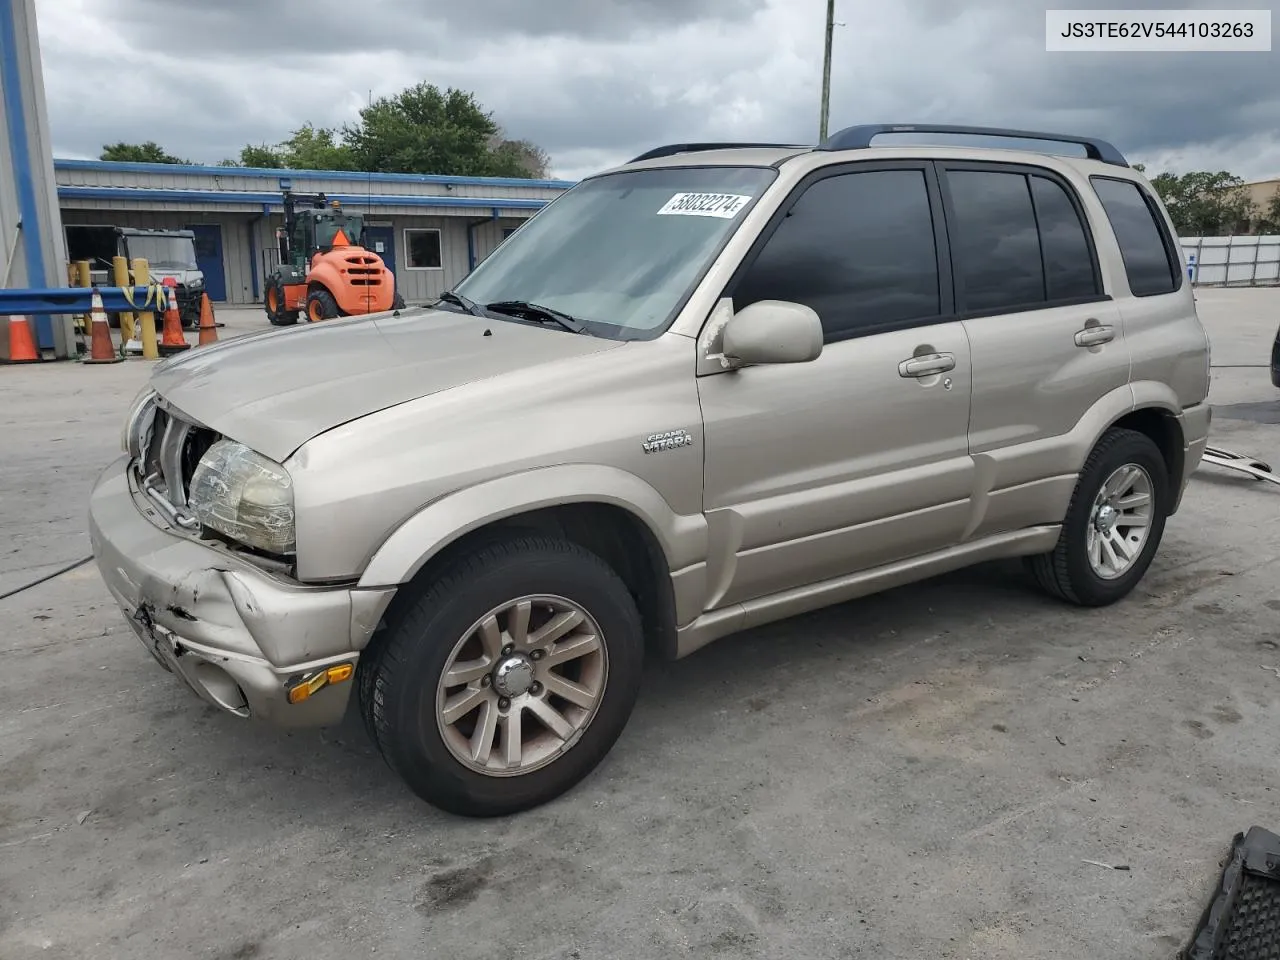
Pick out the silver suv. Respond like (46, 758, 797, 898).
(89, 124, 1212, 817)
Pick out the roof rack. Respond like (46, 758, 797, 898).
(816, 124, 1129, 167)
(628, 142, 811, 164)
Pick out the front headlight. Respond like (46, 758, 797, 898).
(122, 387, 157, 455)
(188, 440, 296, 555)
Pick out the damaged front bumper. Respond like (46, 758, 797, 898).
(88, 455, 395, 727)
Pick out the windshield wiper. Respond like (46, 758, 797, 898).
(435, 290, 488, 317)
(484, 300, 588, 335)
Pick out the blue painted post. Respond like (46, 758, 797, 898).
(0, 0, 73, 358)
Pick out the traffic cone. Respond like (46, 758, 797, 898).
(158, 280, 190, 357)
(3, 315, 39, 363)
(196, 292, 218, 346)
(82, 288, 122, 364)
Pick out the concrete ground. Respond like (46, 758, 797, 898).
(1, 291, 1278, 960)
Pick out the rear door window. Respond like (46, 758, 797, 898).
(944, 170, 1045, 313)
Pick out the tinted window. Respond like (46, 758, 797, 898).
(946, 170, 1044, 312)
(1091, 177, 1179, 296)
(1031, 176, 1099, 300)
(732, 170, 940, 338)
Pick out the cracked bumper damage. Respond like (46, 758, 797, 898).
(88, 455, 395, 727)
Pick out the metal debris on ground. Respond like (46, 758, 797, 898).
(1183, 826, 1280, 959)
(1082, 859, 1130, 871)
(1200, 446, 1280, 486)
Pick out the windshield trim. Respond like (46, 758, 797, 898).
(454, 163, 779, 342)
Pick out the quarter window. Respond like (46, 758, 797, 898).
(1091, 177, 1180, 296)
(405, 228, 443, 270)
(732, 169, 941, 340)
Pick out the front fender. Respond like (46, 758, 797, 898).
(356, 463, 708, 589)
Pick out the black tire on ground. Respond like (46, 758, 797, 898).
(265, 280, 298, 326)
(393, 291, 406, 311)
(305, 288, 340, 323)
(359, 535, 645, 817)
(1025, 427, 1170, 607)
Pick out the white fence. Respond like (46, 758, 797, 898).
(1179, 235, 1280, 287)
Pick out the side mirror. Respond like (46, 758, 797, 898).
(722, 300, 823, 366)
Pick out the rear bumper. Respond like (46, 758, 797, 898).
(1174, 402, 1213, 513)
(88, 455, 395, 727)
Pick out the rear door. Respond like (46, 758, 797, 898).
(697, 162, 976, 610)
(939, 163, 1130, 540)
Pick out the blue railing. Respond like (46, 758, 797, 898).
(0, 286, 171, 316)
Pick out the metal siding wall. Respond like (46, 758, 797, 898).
(471, 217, 526, 266)
(389, 215, 470, 302)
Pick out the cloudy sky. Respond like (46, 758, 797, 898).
(32, 0, 1280, 182)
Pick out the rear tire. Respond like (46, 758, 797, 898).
(360, 535, 644, 817)
(306, 288, 340, 323)
(1025, 427, 1170, 607)
(393, 292, 406, 311)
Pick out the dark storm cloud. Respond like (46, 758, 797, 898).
(35, 0, 1280, 181)
(107, 0, 768, 49)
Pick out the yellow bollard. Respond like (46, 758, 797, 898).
(131, 258, 159, 360)
(111, 255, 135, 344)
(68, 261, 89, 338)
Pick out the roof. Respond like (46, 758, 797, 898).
(53, 158, 572, 215)
(52, 158, 576, 190)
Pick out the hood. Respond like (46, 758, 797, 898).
(149, 307, 626, 461)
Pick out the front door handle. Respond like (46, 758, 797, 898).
(1074, 324, 1115, 347)
(898, 352, 956, 378)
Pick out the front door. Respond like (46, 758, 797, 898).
(937, 163, 1132, 540)
(697, 163, 975, 611)
(186, 224, 227, 301)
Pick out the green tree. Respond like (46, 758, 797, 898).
(343, 83, 513, 176)
(1147, 170, 1256, 236)
(100, 141, 188, 164)
(228, 83, 550, 177)
(237, 143, 285, 168)
(489, 135, 552, 178)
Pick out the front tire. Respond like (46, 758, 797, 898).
(360, 536, 645, 817)
(1026, 427, 1170, 606)
(265, 280, 298, 326)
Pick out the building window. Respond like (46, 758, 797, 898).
(405, 229, 442, 270)
(502, 227, 519, 240)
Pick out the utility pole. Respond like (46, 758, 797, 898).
(819, 0, 836, 141)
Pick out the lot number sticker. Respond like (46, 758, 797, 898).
(657, 193, 753, 218)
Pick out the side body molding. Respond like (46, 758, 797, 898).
(356, 463, 709, 590)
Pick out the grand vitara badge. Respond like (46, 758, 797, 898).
(642, 429, 694, 455)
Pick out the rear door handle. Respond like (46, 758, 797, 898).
(1074, 324, 1115, 347)
(898, 353, 956, 378)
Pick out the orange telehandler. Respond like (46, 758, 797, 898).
(264, 190, 404, 326)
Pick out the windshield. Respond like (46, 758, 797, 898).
(453, 165, 777, 339)
(124, 236, 199, 271)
